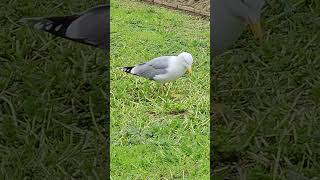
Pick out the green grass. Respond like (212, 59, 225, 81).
(1, 0, 107, 178)
(110, 0, 210, 179)
(213, 0, 320, 179)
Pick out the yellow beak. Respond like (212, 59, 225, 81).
(187, 67, 192, 75)
(249, 21, 263, 41)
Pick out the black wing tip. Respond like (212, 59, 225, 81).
(18, 16, 91, 43)
(120, 66, 134, 74)
(19, 17, 63, 32)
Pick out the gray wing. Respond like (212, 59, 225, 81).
(18, 4, 109, 50)
(66, 5, 108, 49)
(133, 56, 171, 80)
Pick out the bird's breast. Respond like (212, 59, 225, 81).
(153, 61, 186, 83)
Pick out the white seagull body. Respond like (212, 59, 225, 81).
(121, 52, 193, 83)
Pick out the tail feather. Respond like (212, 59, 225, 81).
(120, 66, 135, 74)
(17, 15, 99, 47)
(19, 16, 78, 35)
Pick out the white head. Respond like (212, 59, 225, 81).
(177, 52, 193, 74)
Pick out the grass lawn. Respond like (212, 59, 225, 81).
(1, 0, 107, 178)
(110, 0, 210, 179)
(213, 0, 320, 179)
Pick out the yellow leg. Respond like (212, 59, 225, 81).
(160, 83, 167, 94)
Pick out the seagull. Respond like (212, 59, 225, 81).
(120, 52, 193, 84)
(18, 4, 109, 50)
(212, 0, 265, 55)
